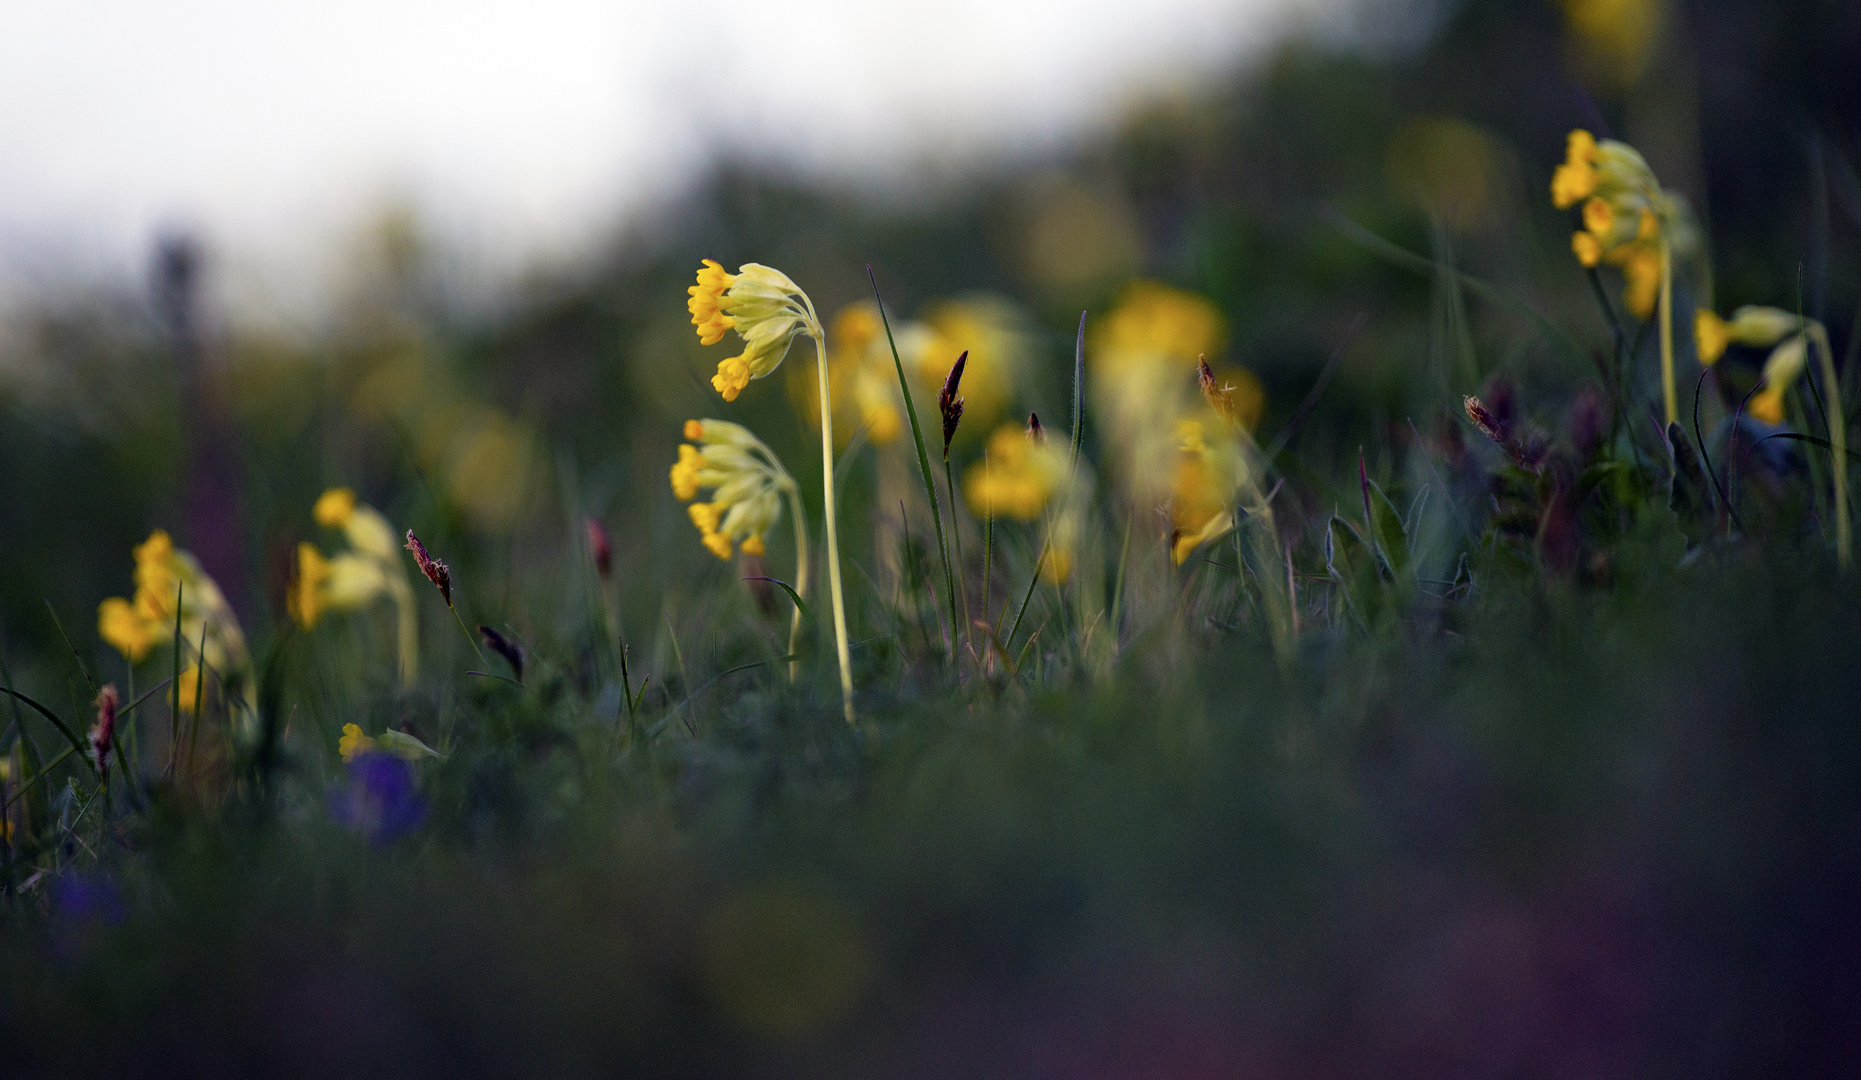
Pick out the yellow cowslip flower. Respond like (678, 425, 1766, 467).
(1694, 306, 1804, 367)
(338, 722, 376, 763)
(1554, 130, 1693, 322)
(1552, 130, 1601, 209)
(1169, 418, 1253, 565)
(964, 423, 1090, 584)
(97, 597, 159, 663)
(290, 543, 333, 628)
(1090, 281, 1226, 374)
(1749, 334, 1810, 426)
(297, 488, 418, 683)
(669, 418, 797, 561)
(1554, 129, 1701, 425)
(97, 529, 254, 719)
(963, 425, 1070, 522)
(314, 487, 357, 528)
(688, 260, 818, 401)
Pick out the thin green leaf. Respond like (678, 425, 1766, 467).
(741, 576, 808, 618)
(0, 688, 94, 773)
(868, 266, 957, 662)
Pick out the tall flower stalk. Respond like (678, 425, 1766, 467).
(689, 261, 854, 722)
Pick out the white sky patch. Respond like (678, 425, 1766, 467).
(0, 0, 1359, 315)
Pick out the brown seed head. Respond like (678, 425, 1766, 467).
(1197, 355, 1236, 424)
(585, 516, 613, 580)
(404, 529, 453, 607)
(91, 684, 120, 773)
(1464, 395, 1507, 446)
(477, 625, 525, 682)
(938, 350, 968, 461)
(1026, 412, 1045, 444)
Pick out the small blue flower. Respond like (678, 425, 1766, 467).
(52, 873, 125, 925)
(328, 750, 426, 843)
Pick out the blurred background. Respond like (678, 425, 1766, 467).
(3, 0, 1860, 667)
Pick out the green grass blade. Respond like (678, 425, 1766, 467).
(0, 687, 93, 772)
(741, 576, 808, 619)
(1069, 310, 1086, 468)
(868, 266, 957, 663)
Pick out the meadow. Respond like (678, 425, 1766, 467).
(4, 2, 1861, 1075)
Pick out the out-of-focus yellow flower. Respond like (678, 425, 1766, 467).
(1553, 130, 1694, 322)
(98, 597, 159, 663)
(97, 530, 253, 717)
(314, 487, 357, 528)
(788, 303, 916, 447)
(670, 419, 797, 560)
(917, 297, 1030, 438)
(338, 722, 376, 762)
(1750, 335, 1809, 425)
(296, 489, 418, 683)
(1554, 129, 1701, 426)
(1556, 0, 1663, 89)
(1169, 418, 1254, 565)
(1694, 306, 1803, 367)
(689, 261, 819, 401)
(964, 423, 1091, 583)
(1091, 281, 1226, 375)
(290, 543, 332, 628)
(964, 425, 1070, 521)
(1387, 116, 1508, 230)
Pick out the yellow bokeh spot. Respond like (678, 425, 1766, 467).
(701, 880, 871, 1038)
(314, 488, 357, 528)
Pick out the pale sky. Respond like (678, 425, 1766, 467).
(0, 0, 1366, 313)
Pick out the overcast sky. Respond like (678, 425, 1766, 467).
(0, 0, 1369, 312)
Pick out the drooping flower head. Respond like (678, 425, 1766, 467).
(1694, 306, 1804, 368)
(96, 530, 252, 717)
(294, 488, 420, 685)
(1553, 130, 1697, 320)
(689, 260, 820, 402)
(670, 419, 797, 560)
(1750, 334, 1810, 426)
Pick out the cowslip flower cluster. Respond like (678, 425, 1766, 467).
(671, 419, 798, 560)
(1554, 129, 1699, 425)
(688, 258, 853, 723)
(291, 488, 419, 684)
(1553, 130, 1696, 320)
(96, 530, 251, 714)
(689, 260, 820, 402)
(1695, 304, 1848, 565)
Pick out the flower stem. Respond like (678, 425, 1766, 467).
(785, 486, 811, 680)
(812, 333, 856, 723)
(1811, 324, 1851, 569)
(391, 580, 419, 687)
(1659, 235, 1677, 427)
(450, 603, 492, 674)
